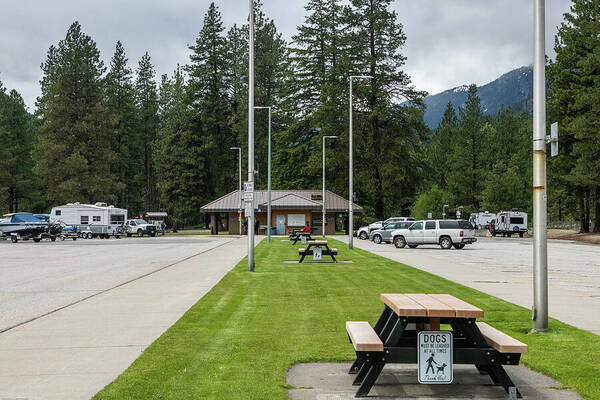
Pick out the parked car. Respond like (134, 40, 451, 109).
(391, 220, 477, 249)
(370, 221, 414, 244)
(356, 217, 414, 240)
(125, 219, 157, 237)
(356, 221, 382, 240)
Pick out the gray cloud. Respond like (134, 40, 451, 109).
(0, 0, 572, 110)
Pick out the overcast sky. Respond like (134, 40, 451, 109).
(0, 0, 572, 111)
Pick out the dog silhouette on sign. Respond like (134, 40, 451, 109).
(436, 363, 447, 375)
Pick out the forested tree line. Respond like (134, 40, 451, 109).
(0, 0, 597, 232)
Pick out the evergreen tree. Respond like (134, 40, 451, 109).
(155, 68, 205, 227)
(135, 52, 159, 212)
(290, 0, 345, 115)
(0, 89, 37, 213)
(548, 0, 600, 232)
(426, 102, 458, 189)
(446, 85, 484, 210)
(344, 0, 427, 218)
(104, 41, 140, 211)
(35, 21, 115, 205)
(186, 2, 233, 202)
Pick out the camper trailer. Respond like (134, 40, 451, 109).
(469, 211, 497, 230)
(50, 202, 127, 239)
(490, 210, 528, 237)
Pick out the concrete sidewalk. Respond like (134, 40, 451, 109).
(288, 363, 583, 399)
(0, 236, 250, 400)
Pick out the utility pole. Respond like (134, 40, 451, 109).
(255, 106, 272, 244)
(348, 76, 372, 249)
(532, 0, 548, 332)
(230, 147, 242, 235)
(247, 0, 255, 272)
(322, 135, 338, 238)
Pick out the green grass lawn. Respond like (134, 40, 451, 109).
(94, 238, 600, 400)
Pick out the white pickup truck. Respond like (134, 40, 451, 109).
(125, 219, 157, 237)
(391, 220, 476, 250)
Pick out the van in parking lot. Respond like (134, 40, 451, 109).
(391, 220, 476, 249)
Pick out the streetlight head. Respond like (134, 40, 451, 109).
(324, 135, 338, 139)
(230, 147, 241, 150)
(351, 75, 373, 80)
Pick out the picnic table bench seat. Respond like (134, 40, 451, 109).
(476, 322, 528, 354)
(346, 322, 383, 352)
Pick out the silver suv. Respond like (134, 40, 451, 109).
(370, 221, 414, 244)
(356, 217, 414, 240)
(391, 220, 476, 249)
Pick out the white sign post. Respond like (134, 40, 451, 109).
(313, 246, 322, 261)
(417, 331, 453, 384)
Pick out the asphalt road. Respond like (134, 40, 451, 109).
(334, 235, 600, 334)
(0, 235, 236, 332)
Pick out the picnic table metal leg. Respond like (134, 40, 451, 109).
(355, 363, 385, 397)
(487, 366, 522, 398)
(383, 317, 408, 346)
(451, 319, 522, 398)
(352, 363, 370, 385)
(380, 313, 399, 341)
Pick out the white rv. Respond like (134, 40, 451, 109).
(469, 211, 497, 230)
(50, 202, 127, 239)
(490, 210, 528, 237)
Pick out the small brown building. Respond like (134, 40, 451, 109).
(201, 190, 363, 236)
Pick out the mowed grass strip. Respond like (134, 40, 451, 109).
(94, 238, 600, 400)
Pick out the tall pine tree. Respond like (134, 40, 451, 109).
(135, 52, 159, 212)
(35, 21, 116, 205)
(548, 0, 600, 232)
(104, 41, 140, 211)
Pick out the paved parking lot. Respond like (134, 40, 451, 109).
(0, 235, 248, 400)
(335, 235, 600, 334)
(0, 236, 234, 332)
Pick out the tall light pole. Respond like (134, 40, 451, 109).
(230, 147, 242, 235)
(322, 135, 338, 238)
(247, 0, 255, 272)
(349, 75, 372, 249)
(532, 0, 548, 332)
(255, 106, 272, 244)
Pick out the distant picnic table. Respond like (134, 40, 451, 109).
(291, 232, 312, 245)
(297, 240, 338, 263)
(346, 293, 528, 397)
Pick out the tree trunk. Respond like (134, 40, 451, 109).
(594, 187, 600, 233)
(577, 188, 586, 233)
(584, 188, 591, 233)
(8, 187, 15, 213)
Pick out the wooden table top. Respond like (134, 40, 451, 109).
(380, 293, 484, 319)
(308, 240, 328, 245)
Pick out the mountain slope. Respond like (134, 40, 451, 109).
(423, 66, 533, 128)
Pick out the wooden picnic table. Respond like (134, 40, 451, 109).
(291, 232, 312, 245)
(298, 240, 338, 262)
(346, 294, 528, 398)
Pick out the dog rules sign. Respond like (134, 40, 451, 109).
(417, 331, 453, 384)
